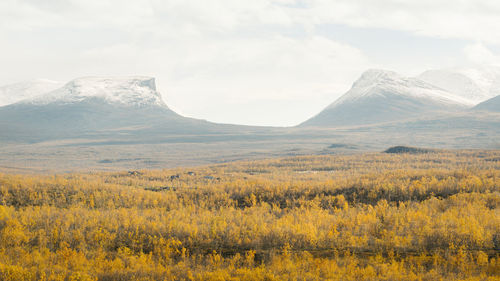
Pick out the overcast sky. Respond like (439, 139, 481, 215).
(2, 0, 500, 126)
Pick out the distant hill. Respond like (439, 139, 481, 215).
(384, 146, 435, 154)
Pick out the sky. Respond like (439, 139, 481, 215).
(1, 0, 500, 126)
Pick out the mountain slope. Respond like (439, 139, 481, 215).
(473, 95, 500, 112)
(301, 69, 474, 127)
(0, 79, 63, 106)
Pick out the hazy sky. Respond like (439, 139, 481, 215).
(2, 0, 500, 126)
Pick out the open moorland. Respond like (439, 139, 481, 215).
(0, 148, 499, 280)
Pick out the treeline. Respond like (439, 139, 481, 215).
(0, 150, 498, 280)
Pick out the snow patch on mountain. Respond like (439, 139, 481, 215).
(24, 76, 166, 108)
(0, 79, 63, 106)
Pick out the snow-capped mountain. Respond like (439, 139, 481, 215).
(418, 66, 500, 104)
(474, 95, 500, 112)
(23, 76, 166, 108)
(0, 79, 63, 106)
(0, 76, 219, 142)
(301, 69, 474, 127)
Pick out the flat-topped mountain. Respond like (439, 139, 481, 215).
(300, 69, 473, 127)
(23, 76, 166, 108)
(0, 76, 223, 142)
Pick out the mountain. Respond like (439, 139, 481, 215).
(418, 66, 500, 104)
(24, 76, 166, 107)
(0, 76, 228, 142)
(473, 95, 500, 112)
(0, 79, 63, 106)
(300, 69, 474, 127)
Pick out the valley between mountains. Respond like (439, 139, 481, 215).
(0, 67, 499, 172)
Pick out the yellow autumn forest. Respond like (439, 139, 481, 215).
(0, 149, 499, 280)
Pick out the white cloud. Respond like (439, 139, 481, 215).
(463, 43, 500, 65)
(6, 0, 500, 43)
(295, 0, 500, 45)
